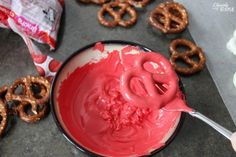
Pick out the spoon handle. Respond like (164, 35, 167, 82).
(189, 111, 233, 140)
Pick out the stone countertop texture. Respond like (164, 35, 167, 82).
(0, 0, 235, 157)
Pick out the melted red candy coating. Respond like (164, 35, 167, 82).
(57, 44, 191, 156)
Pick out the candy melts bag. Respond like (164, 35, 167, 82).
(0, 0, 64, 50)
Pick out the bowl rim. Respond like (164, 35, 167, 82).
(50, 40, 185, 157)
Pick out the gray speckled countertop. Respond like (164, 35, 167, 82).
(0, 0, 236, 157)
(176, 0, 236, 127)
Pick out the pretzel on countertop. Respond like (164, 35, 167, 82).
(6, 76, 50, 123)
(16, 98, 49, 123)
(169, 39, 206, 75)
(119, 0, 150, 8)
(98, 2, 137, 27)
(149, 1, 188, 33)
(80, 0, 110, 5)
(0, 86, 8, 136)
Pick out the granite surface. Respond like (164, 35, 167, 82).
(0, 0, 235, 157)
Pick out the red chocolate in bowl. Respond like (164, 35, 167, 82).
(51, 41, 185, 157)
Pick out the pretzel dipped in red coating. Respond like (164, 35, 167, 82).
(6, 76, 50, 123)
(169, 39, 206, 75)
(149, 2, 188, 33)
(0, 86, 8, 136)
(98, 2, 137, 27)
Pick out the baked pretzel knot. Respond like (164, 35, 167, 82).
(80, 0, 109, 5)
(149, 2, 188, 33)
(169, 39, 206, 75)
(6, 76, 50, 123)
(119, 0, 150, 8)
(98, 2, 137, 27)
(0, 86, 8, 136)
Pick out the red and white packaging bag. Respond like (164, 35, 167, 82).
(8, 18, 61, 82)
(0, 0, 64, 50)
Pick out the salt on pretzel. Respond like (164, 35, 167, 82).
(98, 2, 137, 27)
(0, 86, 8, 136)
(6, 76, 50, 105)
(119, 0, 150, 8)
(169, 39, 206, 75)
(80, 0, 110, 5)
(6, 76, 50, 123)
(149, 1, 188, 33)
(17, 98, 48, 123)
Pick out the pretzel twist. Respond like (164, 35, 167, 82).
(6, 76, 50, 123)
(169, 39, 206, 75)
(98, 2, 137, 27)
(149, 2, 188, 33)
(80, 0, 110, 5)
(119, 0, 150, 8)
(0, 86, 8, 136)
